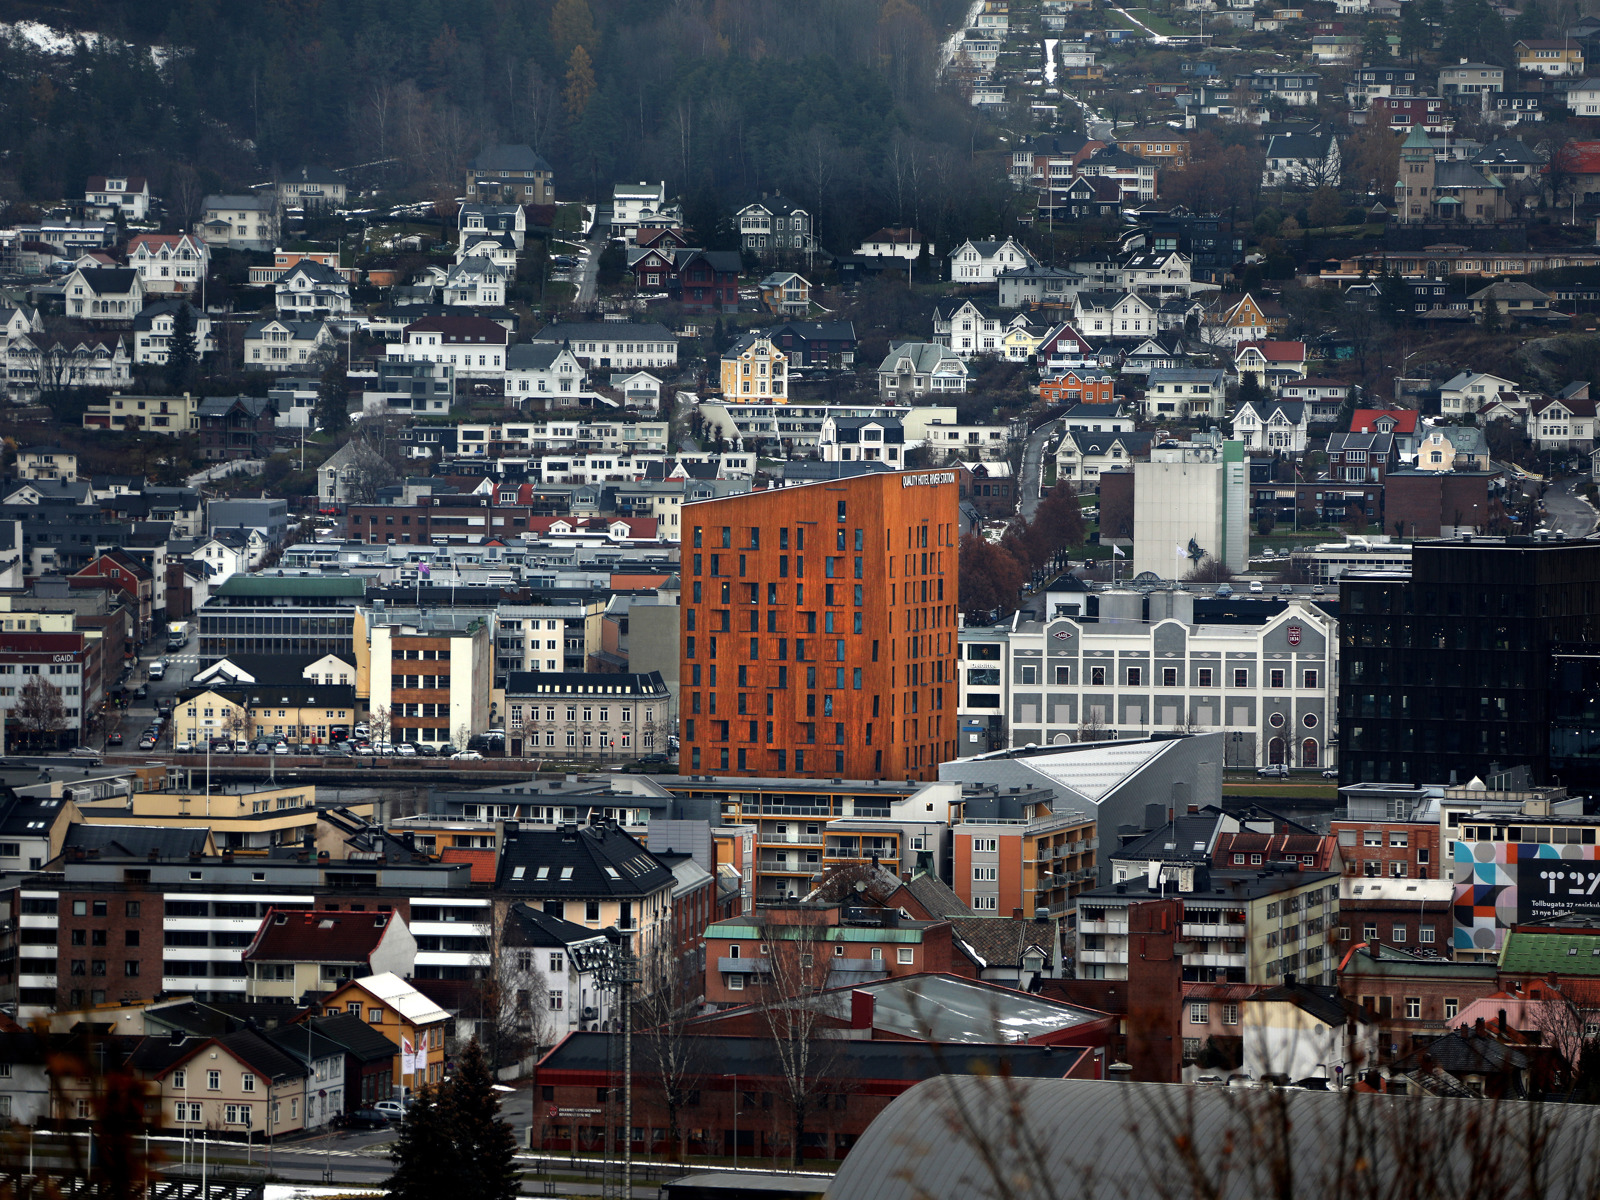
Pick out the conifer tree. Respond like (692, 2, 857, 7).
(384, 1039, 518, 1200)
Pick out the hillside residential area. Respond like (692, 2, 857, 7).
(8, 0, 1600, 1195)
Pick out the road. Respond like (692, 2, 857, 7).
(1542, 476, 1598, 537)
(186, 460, 264, 489)
(1018, 418, 1059, 521)
(573, 221, 603, 310)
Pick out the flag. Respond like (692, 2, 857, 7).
(418, 562, 430, 578)
(401, 1035, 416, 1075)
(1112, 545, 1125, 558)
(1176, 543, 1188, 560)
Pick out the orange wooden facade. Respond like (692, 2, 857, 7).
(678, 471, 959, 781)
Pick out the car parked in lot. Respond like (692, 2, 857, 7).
(175, 741, 194, 753)
(395, 743, 418, 757)
(451, 750, 484, 761)
(137, 737, 156, 751)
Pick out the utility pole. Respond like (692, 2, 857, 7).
(599, 928, 641, 1200)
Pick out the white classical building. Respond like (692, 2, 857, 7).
(957, 596, 1337, 769)
(127, 234, 209, 295)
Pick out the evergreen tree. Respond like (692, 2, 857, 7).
(385, 1041, 517, 1200)
(1362, 22, 1391, 63)
(164, 303, 198, 394)
(1237, 370, 1263, 409)
(317, 357, 350, 435)
(384, 1086, 458, 1200)
(445, 1040, 520, 1200)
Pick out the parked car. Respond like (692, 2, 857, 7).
(1256, 764, 1290, 778)
(137, 738, 156, 751)
(175, 741, 194, 753)
(295, 743, 313, 756)
(251, 742, 271, 755)
(451, 750, 484, 761)
(414, 743, 437, 757)
(343, 1110, 391, 1130)
(274, 741, 290, 755)
(638, 753, 670, 766)
(1321, 767, 1339, 778)
(395, 743, 418, 757)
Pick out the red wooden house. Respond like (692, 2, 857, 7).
(673, 250, 742, 314)
(1040, 369, 1115, 406)
(71, 551, 154, 642)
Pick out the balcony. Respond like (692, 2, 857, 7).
(1076, 949, 1126, 964)
(1181, 921, 1247, 939)
(1183, 952, 1247, 969)
(759, 833, 824, 846)
(1077, 919, 1128, 935)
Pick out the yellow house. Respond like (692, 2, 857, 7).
(71, 785, 375, 853)
(174, 682, 360, 749)
(1514, 39, 1584, 76)
(16, 446, 77, 481)
(719, 333, 788, 400)
(315, 972, 449, 1092)
(82, 391, 200, 434)
(1003, 322, 1050, 362)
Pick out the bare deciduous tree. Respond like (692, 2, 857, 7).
(15, 675, 65, 750)
(753, 910, 843, 1167)
(636, 917, 707, 1161)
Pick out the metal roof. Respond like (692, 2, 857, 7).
(825, 1077, 1600, 1200)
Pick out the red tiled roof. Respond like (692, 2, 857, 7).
(1213, 831, 1336, 870)
(441, 846, 498, 883)
(1557, 142, 1600, 176)
(242, 907, 397, 962)
(1351, 408, 1418, 433)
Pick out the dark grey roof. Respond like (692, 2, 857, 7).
(468, 143, 552, 173)
(506, 342, 574, 370)
(1327, 430, 1395, 455)
(533, 322, 676, 342)
(132, 299, 200, 331)
(60, 824, 209, 860)
(280, 259, 346, 285)
(1253, 980, 1371, 1027)
(539, 1031, 1086, 1083)
(1392, 1029, 1533, 1074)
(1265, 132, 1333, 160)
(266, 1023, 346, 1067)
(283, 165, 343, 185)
(496, 822, 677, 897)
(505, 902, 612, 950)
(768, 320, 857, 342)
(305, 1012, 400, 1062)
(781, 461, 893, 483)
(1109, 810, 1225, 865)
(902, 871, 974, 919)
(77, 267, 139, 293)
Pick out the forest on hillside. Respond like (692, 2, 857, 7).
(0, 0, 1028, 253)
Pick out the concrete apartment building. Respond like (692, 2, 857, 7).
(678, 468, 959, 781)
(362, 605, 493, 747)
(1132, 441, 1248, 580)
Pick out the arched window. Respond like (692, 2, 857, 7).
(1302, 738, 1319, 767)
(1268, 738, 1286, 765)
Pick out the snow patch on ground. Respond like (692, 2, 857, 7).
(0, 20, 177, 65)
(1043, 39, 1058, 86)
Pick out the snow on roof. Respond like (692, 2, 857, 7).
(353, 971, 450, 1025)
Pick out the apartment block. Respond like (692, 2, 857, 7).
(679, 470, 959, 781)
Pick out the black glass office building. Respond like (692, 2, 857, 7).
(1339, 537, 1600, 787)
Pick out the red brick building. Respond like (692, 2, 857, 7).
(701, 904, 970, 1009)
(1331, 815, 1440, 880)
(1331, 878, 1455, 962)
(0, 631, 99, 750)
(1336, 942, 1499, 1058)
(1383, 470, 1496, 539)
(531, 973, 1109, 1160)
(71, 551, 154, 643)
(679, 469, 959, 781)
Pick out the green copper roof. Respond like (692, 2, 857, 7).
(1500, 930, 1600, 976)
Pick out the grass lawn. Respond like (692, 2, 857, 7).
(1123, 7, 1183, 34)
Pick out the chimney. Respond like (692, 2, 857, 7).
(1498, 1008, 1507, 1034)
(1013, 907, 1024, 920)
(1475, 1016, 1487, 1034)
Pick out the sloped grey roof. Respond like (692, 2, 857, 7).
(827, 1077, 1600, 1200)
(879, 342, 966, 374)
